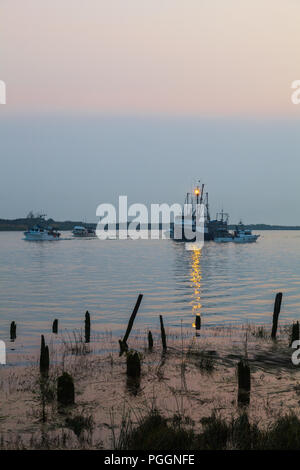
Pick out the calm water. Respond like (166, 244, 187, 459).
(0, 231, 299, 350)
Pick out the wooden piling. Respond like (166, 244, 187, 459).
(85, 311, 91, 343)
(237, 359, 251, 407)
(119, 294, 143, 355)
(52, 319, 58, 334)
(126, 351, 141, 378)
(57, 372, 75, 405)
(195, 315, 201, 330)
(10, 321, 16, 341)
(290, 321, 300, 347)
(159, 315, 167, 351)
(148, 331, 153, 350)
(39, 335, 49, 376)
(271, 292, 283, 340)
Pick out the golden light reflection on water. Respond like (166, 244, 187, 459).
(190, 248, 202, 329)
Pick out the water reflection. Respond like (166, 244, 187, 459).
(1, 231, 300, 354)
(190, 248, 202, 334)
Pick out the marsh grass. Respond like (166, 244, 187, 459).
(115, 409, 196, 450)
(0, 429, 81, 450)
(62, 330, 90, 356)
(114, 408, 300, 450)
(65, 413, 94, 438)
(2, 323, 300, 450)
(250, 325, 269, 339)
(197, 354, 215, 373)
(33, 371, 59, 423)
(186, 347, 216, 373)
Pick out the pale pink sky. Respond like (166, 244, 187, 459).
(1, 0, 300, 115)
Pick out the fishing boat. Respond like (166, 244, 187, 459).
(170, 183, 209, 242)
(232, 222, 260, 243)
(72, 226, 89, 237)
(214, 230, 233, 242)
(170, 183, 232, 242)
(72, 226, 96, 237)
(24, 225, 61, 241)
(214, 211, 233, 242)
(24, 213, 61, 240)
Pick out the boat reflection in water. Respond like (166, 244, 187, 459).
(189, 246, 202, 336)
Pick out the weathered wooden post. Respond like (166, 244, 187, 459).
(195, 315, 201, 331)
(271, 292, 283, 340)
(52, 319, 58, 334)
(159, 315, 167, 351)
(290, 321, 300, 347)
(126, 351, 141, 378)
(10, 321, 16, 341)
(119, 294, 143, 355)
(148, 331, 153, 350)
(57, 372, 75, 405)
(85, 311, 91, 343)
(40, 335, 49, 376)
(237, 359, 251, 407)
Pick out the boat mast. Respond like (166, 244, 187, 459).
(205, 192, 210, 222)
(199, 183, 205, 205)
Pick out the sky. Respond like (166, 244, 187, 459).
(0, 0, 300, 224)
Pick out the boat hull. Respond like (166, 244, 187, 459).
(233, 235, 259, 243)
(24, 232, 60, 241)
(72, 233, 96, 238)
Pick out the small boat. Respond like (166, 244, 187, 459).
(232, 222, 260, 243)
(72, 226, 89, 237)
(24, 225, 61, 241)
(214, 210, 233, 242)
(72, 226, 96, 237)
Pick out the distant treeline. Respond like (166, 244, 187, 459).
(0, 218, 300, 231)
(228, 224, 300, 231)
(0, 218, 92, 231)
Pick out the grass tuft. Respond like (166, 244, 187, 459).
(65, 414, 94, 438)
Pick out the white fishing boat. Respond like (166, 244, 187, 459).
(24, 225, 61, 241)
(72, 226, 89, 237)
(233, 222, 260, 243)
(72, 226, 96, 237)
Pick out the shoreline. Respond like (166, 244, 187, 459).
(1, 222, 300, 232)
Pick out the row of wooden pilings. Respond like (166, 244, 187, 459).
(36, 295, 167, 410)
(9, 311, 91, 342)
(119, 295, 251, 407)
(122, 292, 300, 408)
(9, 291, 299, 409)
(236, 292, 300, 407)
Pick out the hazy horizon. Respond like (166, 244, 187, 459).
(0, 113, 299, 226)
